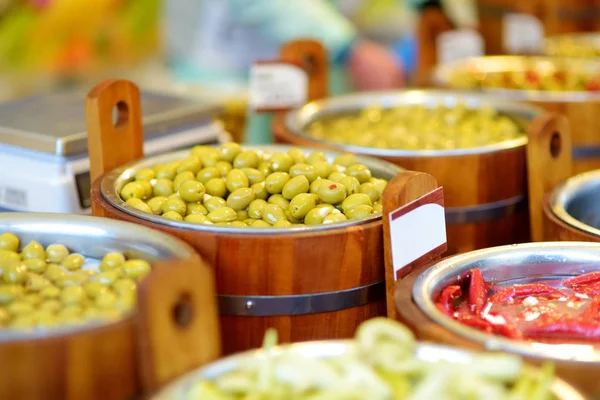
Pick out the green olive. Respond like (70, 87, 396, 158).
(219, 142, 243, 162)
(0, 233, 19, 252)
(162, 198, 187, 216)
(289, 164, 318, 182)
(186, 203, 208, 216)
(126, 198, 152, 213)
(237, 210, 249, 221)
(323, 212, 348, 224)
(229, 221, 247, 228)
(270, 153, 294, 172)
(147, 196, 168, 215)
(289, 193, 318, 219)
(152, 163, 164, 175)
(312, 161, 333, 179)
(282, 175, 310, 200)
(7, 301, 34, 316)
(84, 281, 109, 298)
(241, 168, 265, 185)
(334, 153, 358, 167)
(227, 188, 256, 211)
(59, 253, 85, 271)
(26, 272, 51, 292)
(248, 199, 268, 219)
(0, 307, 8, 325)
(39, 286, 61, 300)
(251, 219, 271, 228)
(373, 203, 383, 213)
(204, 196, 227, 212)
(257, 161, 271, 177)
(156, 163, 179, 180)
(60, 286, 86, 306)
(94, 270, 121, 286)
(339, 176, 361, 196)
(55, 272, 88, 287)
(3, 263, 27, 284)
(38, 299, 61, 314)
(120, 181, 146, 200)
(318, 181, 347, 204)
(233, 150, 260, 169)
(251, 182, 269, 200)
(328, 171, 347, 182)
(136, 180, 153, 199)
(44, 264, 66, 283)
(198, 150, 220, 168)
(205, 178, 227, 198)
(265, 172, 290, 194)
(173, 171, 196, 191)
(284, 210, 303, 224)
(215, 161, 233, 177)
(176, 156, 203, 174)
(346, 164, 372, 183)
(309, 178, 323, 194)
(113, 278, 137, 295)
(100, 253, 125, 272)
(153, 179, 174, 197)
(273, 219, 293, 228)
(359, 182, 380, 203)
(162, 211, 184, 221)
(179, 180, 206, 203)
(22, 293, 42, 307)
(0, 284, 24, 305)
(196, 167, 221, 184)
(262, 204, 287, 225)
(190, 145, 213, 159)
(346, 204, 374, 220)
(10, 315, 36, 329)
(341, 193, 373, 214)
(122, 260, 151, 281)
(288, 148, 306, 164)
(22, 240, 45, 260)
(207, 207, 238, 223)
(96, 291, 118, 309)
(226, 169, 250, 192)
(184, 214, 210, 224)
(24, 258, 46, 274)
(306, 151, 327, 165)
(370, 178, 388, 197)
(135, 168, 155, 181)
(304, 205, 334, 225)
(268, 194, 290, 210)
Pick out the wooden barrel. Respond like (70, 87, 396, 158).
(434, 55, 600, 175)
(273, 90, 572, 254)
(393, 241, 600, 397)
(0, 213, 220, 400)
(543, 170, 600, 242)
(85, 80, 424, 355)
(476, 0, 600, 55)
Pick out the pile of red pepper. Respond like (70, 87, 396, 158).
(435, 269, 600, 341)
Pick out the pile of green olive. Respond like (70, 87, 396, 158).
(119, 144, 388, 228)
(546, 37, 600, 58)
(306, 103, 523, 150)
(0, 232, 151, 330)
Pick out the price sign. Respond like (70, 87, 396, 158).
(437, 29, 484, 65)
(248, 61, 308, 112)
(503, 13, 544, 54)
(388, 187, 447, 281)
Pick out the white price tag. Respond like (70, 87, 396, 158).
(503, 13, 544, 54)
(389, 187, 447, 281)
(437, 29, 484, 65)
(248, 62, 308, 112)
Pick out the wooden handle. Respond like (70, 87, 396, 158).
(86, 79, 145, 183)
(280, 39, 328, 101)
(136, 257, 221, 393)
(526, 112, 572, 242)
(382, 171, 443, 321)
(413, 5, 455, 87)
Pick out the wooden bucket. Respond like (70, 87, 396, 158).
(393, 241, 600, 397)
(543, 170, 600, 242)
(273, 90, 572, 255)
(0, 213, 220, 400)
(85, 79, 426, 355)
(434, 55, 600, 175)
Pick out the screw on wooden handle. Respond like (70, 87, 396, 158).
(382, 171, 441, 321)
(280, 39, 328, 101)
(527, 112, 572, 242)
(135, 257, 221, 394)
(86, 79, 144, 183)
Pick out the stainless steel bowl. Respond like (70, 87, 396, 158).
(413, 242, 600, 362)
(0, 212, 196, 341)
(285, 89, 537, 157)
(434, 56, 600, 103)
(550, 170, 600, 239)
(153, 340, 585, 400)
(100, 144, 403, 234)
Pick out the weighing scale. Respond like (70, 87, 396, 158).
(0, 89, 229, 214)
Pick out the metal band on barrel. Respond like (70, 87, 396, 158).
(445, 195, 527, 225)
(572, 146, 600, 160)
(218, 281, 385, 316)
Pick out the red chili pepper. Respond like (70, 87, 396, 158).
(489, 284, 565, 304)
(518, 304, 566, 324)
(580, 296, 600, 322)
(457, 314, 494, 334)
(486, 311, 522, 339)
(563, 271, 600, 288)
(586, 79, 600, 92)
(437, 285, 462, 317)
(467, 269, 488, 315)
(577, 282, 600, 296)
(526, 70, 539, 85)
(524, 320, 600, 340)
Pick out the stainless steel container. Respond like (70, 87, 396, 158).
(153, 340, 585, 400)
(100, 144, 403, 234)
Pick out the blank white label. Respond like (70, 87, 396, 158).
(437, 29, 484, 65)
(503, 13, 544, 54)
(390, 203, 447, 280)
(248, 63, 308, 111)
